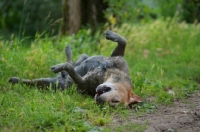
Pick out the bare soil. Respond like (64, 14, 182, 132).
(110, 90, 200, 132)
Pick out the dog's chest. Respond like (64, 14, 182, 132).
(77, 67, 106, 95)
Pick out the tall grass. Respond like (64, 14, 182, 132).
(0, 20, 200, 131)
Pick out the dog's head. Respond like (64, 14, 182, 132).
(94, 82, 142, 106)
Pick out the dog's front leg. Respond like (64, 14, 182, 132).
(51, 63, 84, 85)
(104, 30, 127, 57)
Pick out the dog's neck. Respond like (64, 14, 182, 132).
(103, 69, 132, 86)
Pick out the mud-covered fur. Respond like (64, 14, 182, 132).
(9, 30, 142, 106)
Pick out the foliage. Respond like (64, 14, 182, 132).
(181, 0, 200, 23)
(157, 0, 200, 23)
(1, 20, 200, 131)
(157, 0, 183, 18)
(0, 0, 61, 38)
(1, 0, 200, 38)
(104, 0, 158, 25)
(104, 0, 200, 26)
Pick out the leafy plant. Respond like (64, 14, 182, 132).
(104, 0, 158, 25)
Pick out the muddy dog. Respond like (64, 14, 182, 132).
(9, 30, 142, 106)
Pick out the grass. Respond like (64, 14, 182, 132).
(0, 19, 200, 131)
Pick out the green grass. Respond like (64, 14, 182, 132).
(1, 19, 200, 131)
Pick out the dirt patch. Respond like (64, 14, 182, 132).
(110, 91, 200, 132)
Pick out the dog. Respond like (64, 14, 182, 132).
(9, 30, 142, 106)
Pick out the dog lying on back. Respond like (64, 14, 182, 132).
(9, 30, 142, 106)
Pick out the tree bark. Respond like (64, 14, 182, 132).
(61, 0, 81, 35)
(61, 0, 108, 36)
(81, 0, 108, 30)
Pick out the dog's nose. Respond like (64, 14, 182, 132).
(96, 85, 111, 95)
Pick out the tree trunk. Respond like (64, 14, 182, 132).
(61, 0, 108, 36)
(61, 0, 81, 35)
(81, 0, 108, 31)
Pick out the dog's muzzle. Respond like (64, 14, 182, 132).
(95, 85, 112, 104)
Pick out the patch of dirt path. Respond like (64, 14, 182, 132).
(112, 91, 200, 132)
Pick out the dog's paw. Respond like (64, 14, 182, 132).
(51, 63, 65, 73)
(9, 77, 20, 84)
(65, 45, 72, 56)
(104, 30, 120, 42)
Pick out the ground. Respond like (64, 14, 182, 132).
(109, 90, 200, 132)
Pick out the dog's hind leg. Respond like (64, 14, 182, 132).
(61, 45, 73, 77)
(104, 30, 127, 57)
(9, 77, 58, 89)
(8, 46, 74, 89)
(62, 46, 89, 78)
(65, 45, 89, 66)
(51, 63, 85, 85)
(65, 46, 73, 64)
(65, 45, 89, 67)
(73, 54, 89, 67)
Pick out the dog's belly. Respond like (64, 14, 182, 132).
(77, 66, 106, 95)
(74, 56, 111, 77)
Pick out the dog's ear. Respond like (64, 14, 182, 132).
(129, 93, 142, 104)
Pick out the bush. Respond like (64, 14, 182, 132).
(104, 0, 200, 25)
(0, 0, 62, 38)
(104, 0, 158, 25)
